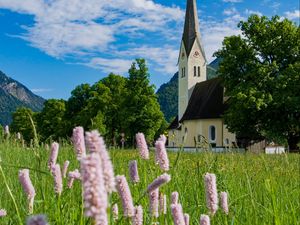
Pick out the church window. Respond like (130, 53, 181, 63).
(209, 125, 216, 143)
(181, 67, 186, 78)
(225, 138, 229, 145)
(198, 66, 201, 77)
(194, 66, 197, 76)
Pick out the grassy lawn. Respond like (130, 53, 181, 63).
(0, 140, 299, 224)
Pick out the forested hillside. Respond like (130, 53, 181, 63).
(156, 58, 221, 122)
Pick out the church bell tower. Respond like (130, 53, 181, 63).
(178, 0, 207, 120)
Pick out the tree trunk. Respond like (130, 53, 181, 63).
(287, 135, 300, 153)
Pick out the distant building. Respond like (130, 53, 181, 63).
(168, 0, 236, 148)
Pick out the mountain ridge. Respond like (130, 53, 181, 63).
(0, 70, 45, 125)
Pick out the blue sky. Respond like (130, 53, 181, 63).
(0, 0, 299, 99)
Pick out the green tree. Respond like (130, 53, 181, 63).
(124, 59, 165, 144)
(65, 83, 92, 129)
(10, 107, 37, 143)
(65, 80, 111, 138)
(38, 99, 67, 141)
(101, 73, 127, 146)
(215, 15, 300, 152)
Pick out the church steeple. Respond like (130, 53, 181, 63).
(182, 0, 206, 60)
(178, 0, 207, 121)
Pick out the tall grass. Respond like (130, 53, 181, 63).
(0, 140, 299, 224)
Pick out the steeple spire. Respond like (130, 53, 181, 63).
(182, 0, 206, 60)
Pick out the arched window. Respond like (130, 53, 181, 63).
(194, 66, 197, 76)
(209, 125, 216, 142)
(198, 66, 201, 77)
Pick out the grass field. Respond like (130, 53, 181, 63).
(0, 140, 299, 225)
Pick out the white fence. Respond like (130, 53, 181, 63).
(165, 147, 245, 153)
(265, 146, 285, 154)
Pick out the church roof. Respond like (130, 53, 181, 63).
(179, 77, 225, 122)
(168, 115, 179, 129)
(182, 0, 206, 60)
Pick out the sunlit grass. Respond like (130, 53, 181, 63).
(0, 140, 299, 224)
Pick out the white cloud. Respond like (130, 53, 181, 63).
(0, 0, 44, 16)
(223, 8, 238, 16)
(284, 10, 300, 20)
(31, 88, 53, 93)
(222, 0, 243, 3)
(0, 0, 251, 75)
(0, 0, 185, 75)
(201, 14, 244, 61)
(84, 58, 133, 74)
(0, 0, 183, 58)
(22, 21, 115, 58)
(245, 9, 262, 16)
(262, 0, 281, 10)
(115, 45, 178, 74)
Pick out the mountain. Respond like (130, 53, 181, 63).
(0, 70, 45, 125)
(156, 58, 221, 122)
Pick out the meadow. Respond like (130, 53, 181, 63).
(0, 139, 299, 225)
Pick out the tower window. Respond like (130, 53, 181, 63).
(209, 125, 216, 143)
(181, 67, 186, 78)
(198, 66, 201, 77)
(194, 66, 197, 77)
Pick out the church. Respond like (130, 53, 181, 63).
(168, 0, 236, 148)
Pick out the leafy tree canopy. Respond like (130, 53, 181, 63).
(37, 99, 67, 142)
(10, 107, 36, 143)
(214, 15, 300, 151)
(124, 59, 165, 144)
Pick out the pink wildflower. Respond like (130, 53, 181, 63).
(170, 204, 185, 225)
(132, 205, 143, 225)
(52, 164, 63, 195)
(115, 175, 134, 217)
(171, 191, 179, 204)
(158, 134, 167, 144)
(155, 140, 169, 171)
(85, 130, 115, 193)
(147, 173, 171, 193)
(67, 169, 81, 188)
(26, 214, 49, 225)
(48, 142, 59, 169)
(19, 169, 36, 214)
(184, 213, 190, 225)
(0, 209, 7, 217)
(220, 191, 229, 214)
(129, 160, 140, 183)
(81, 153, 108, 225)
(149, 188, 159, 218)
(112, 204, 119, 220)
(62, 160, 70, 178)
(136, 133, 149, 159)
(204, 173, 218, 215)
(72, 126, 86, 160)
(159, 193, 167, 215)
(200, 214, 210, 225)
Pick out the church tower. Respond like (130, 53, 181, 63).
(178, 0, 207, 120)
